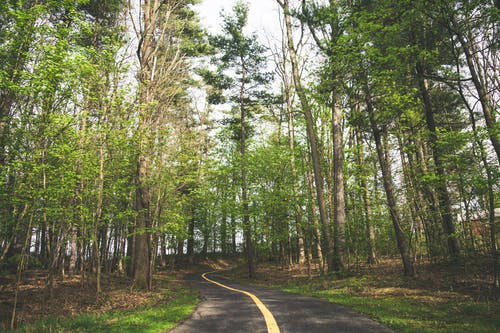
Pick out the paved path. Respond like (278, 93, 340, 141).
(169, 272, 396, 333)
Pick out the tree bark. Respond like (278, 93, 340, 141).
(94, 144, 105, 295)
(355, 130, 377, 264)
(10, 211, 32, 329)
(332, 101, 345, 270)
(187, 213, 195, 258)
(451, 17, 500, 166)
(284, 75, 306, 265)
(367, 95, 415, 276)
(306, 167, 325, 272)
(462, 87, 499, 289)
(278, 0, 334, 272)
(240, 56, 255, 278)
(278, 19, 306, 264)
(416, 62, 460, 258)
(132, 0, 165, 290)
(133, 151, 151, 289)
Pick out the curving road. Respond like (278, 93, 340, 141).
(169, 272, 396, 333)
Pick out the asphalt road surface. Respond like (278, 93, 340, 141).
(169, 272, 396, 333)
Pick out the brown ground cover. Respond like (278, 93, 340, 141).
(0, 269, 190, 330)
(225, 256, 498, 303)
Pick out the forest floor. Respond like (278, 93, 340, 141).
(1, 256, 498, 332)
(0, 268, 198, 332)
(222, 256, 500, 333)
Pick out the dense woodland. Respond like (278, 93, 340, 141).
(1, 0, 499, 326)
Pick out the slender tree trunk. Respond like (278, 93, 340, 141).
(72, 112, 87, 277)
(399, 134, 430, 261)
(279, 24, 306, 264)
(149, 233, 156, 289)
(452, 20, 500, 166)
(416, 62, 460, 258)
(68, 226, 78, 276)
(406, 136, 433, 259)
(41, 145, 58, 298)
(367, 96, 415, 276)
(187, 213, 195, 258)
(332, 101, 345, 270)
(231, 208, 237, 254)
(240, 58, 255, 278)
(126, 224, 134, 277)
(278, 0, 334, 272)
(94, 144, 105, 296)
(463, 88, 500, 289)
(306, 167, 325, 272)
(177, 238, 184, 257)
(355, 130, 377, 264)
(118, 229, 126, 274)
(221, 203, 228, 254)
(10, 211, 32, 329)
(414, 136, 443, 258)
(285, 87, 306, 265)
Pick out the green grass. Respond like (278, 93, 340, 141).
(11, 286, 198, 333)
(273, 276, 500, 333)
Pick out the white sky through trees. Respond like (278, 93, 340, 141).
(195, 0, 281, 37)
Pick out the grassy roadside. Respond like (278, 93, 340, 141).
(275, 276, 498, 333)
(4, 274, 198, 333)
(14, 287, 197, 333)
(224, 259, 499, 333)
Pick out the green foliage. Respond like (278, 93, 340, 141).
(206, 0, 274, 111)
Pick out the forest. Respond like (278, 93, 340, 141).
(0, 0, 499, 331)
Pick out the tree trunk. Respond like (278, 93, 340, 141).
(332, 101, 345, 270)
(240, 58, 255, 278)
(68, 226, 78, 276)
(221, 204, 228, 254)
(126, 224, 135, 277)
(416, 62, 460, 258)
(187, 214, 195, 258)
(285, 89, 306, 265)
(133, 152, 151, 290)
(355, 130, 377, 264)
(367, 96, 415, 276)
(278, 0, 334, 272)
(231, 207, 237, 254)
(451, 18, 500, 166)
(10, 212, 32, 329)
(414, 136, 443, 258)
(132, 0, 159, 290)
(94, 144, 105, 295)
(464, 91, 499, 289)
(306, 167, 325, 272)
(279, 25, 306, 264)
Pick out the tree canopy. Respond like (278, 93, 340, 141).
(1, 1, 499, 327)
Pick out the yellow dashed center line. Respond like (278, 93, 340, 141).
(201, 271, 280, 333)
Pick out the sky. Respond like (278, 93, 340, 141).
(195, 0, 281, 38)
(193, 1, 286, 142)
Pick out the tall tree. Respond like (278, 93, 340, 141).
(301, 0, 347, 271)
(130, 0, 201, 289)
(277, 0, 335, 272)
(204, 1, 273, 278)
